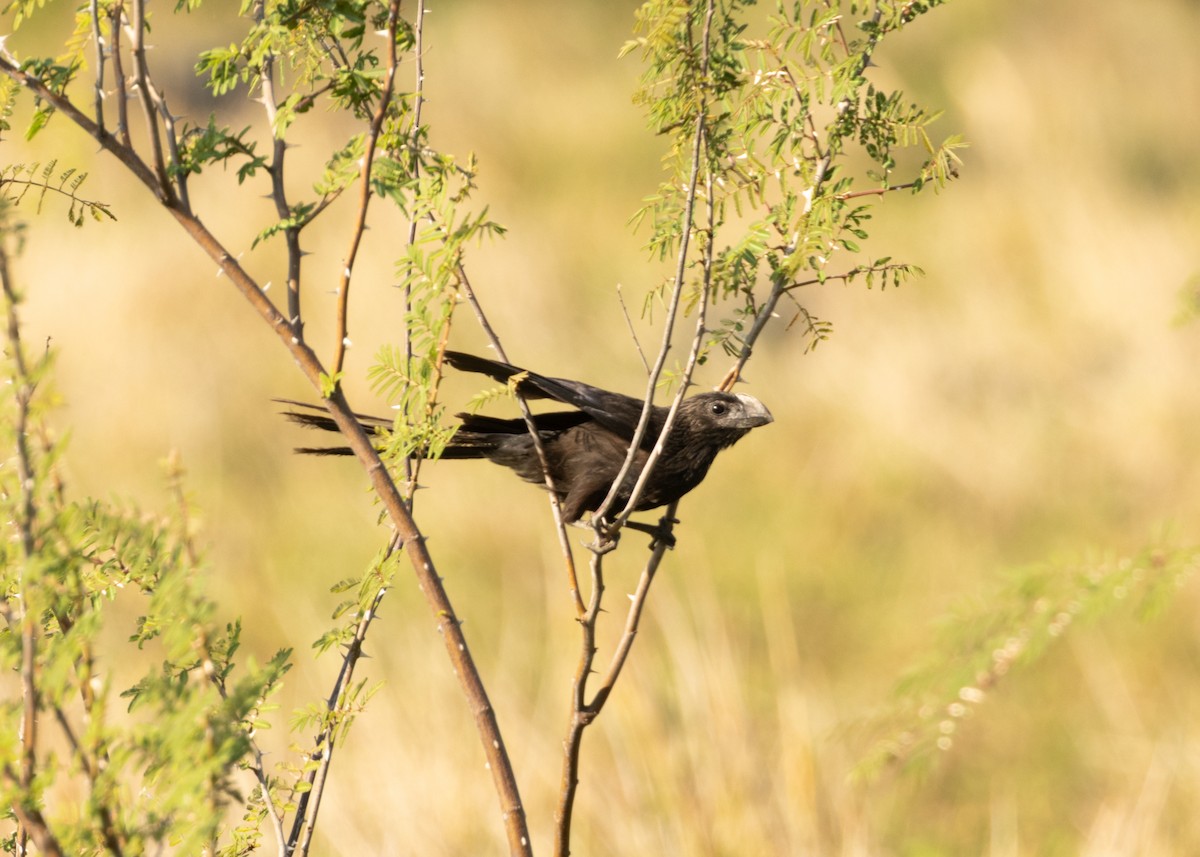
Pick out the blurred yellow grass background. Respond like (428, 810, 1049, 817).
(5, 0, 1200, 853)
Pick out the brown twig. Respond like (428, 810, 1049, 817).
(88, 0, 106, 134)
(2, 766, 65, 857)
(616, 283, 651, 374)
(126, 0, 171, 200)
(2, 235, 42, 857)
(587, 510, 676, 709)
(144, 78, 190, 211)
(108, 4, 131, 148)
(332, 0, 403, 377)
(552, 505, 677, 857)
(836, 178, 920, 200)
(253, 0, 304, 337)
(456, 263, 583, 615)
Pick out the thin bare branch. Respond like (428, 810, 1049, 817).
(616, 283, 650, 374)
(126, 0, 171, 199)
(332, 0, 403, 377)
(88, 0, 106, 133)
(836, 178, 921, 201)
(144, 79, 190, 211)
(589, 505, 676, 706)
(253, 0, 302, 335)
(456, 264, 584, 615)
(108, 6, 131, 148)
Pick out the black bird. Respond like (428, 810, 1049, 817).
(282, 350, 773, 526)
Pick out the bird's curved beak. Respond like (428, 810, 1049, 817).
(734, 394, 774, 428)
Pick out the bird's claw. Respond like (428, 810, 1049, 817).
(579, 516, 679, 552)
(623, 517, 678, 550)
(586, 535, 620, 555)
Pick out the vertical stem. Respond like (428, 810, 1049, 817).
(88, 0, 106, 133)
(253, 0, 304, 337)
(145, 80, 190, 211)
(400, 0, 427, 499)
(2, 223, 45, 857)
(288, 550, 391, 856)
(127, 0, 170, 199)
(456, 268, 583, 613)
(332, 0, 403, 377)
(554, 3, 718, 854)
(108, 4, 131, 148)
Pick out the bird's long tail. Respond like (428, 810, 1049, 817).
(278, 399, 498, 458)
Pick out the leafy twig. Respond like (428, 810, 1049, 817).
(287, 540, 393, 856)
(0, 162, 117, 224)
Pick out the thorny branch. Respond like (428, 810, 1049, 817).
(107, 6, 132, 148)
(332, 0, 403, 378)
(251, 0, 306, 336)
(554, 2, 719, 854)
(399, 0, 428, 497)
(456, 264, 584, 614)
(127, 0, 171, 200)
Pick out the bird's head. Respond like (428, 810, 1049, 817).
(680, 391, 774, 439)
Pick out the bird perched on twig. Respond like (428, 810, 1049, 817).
(281, 350, 773, 532)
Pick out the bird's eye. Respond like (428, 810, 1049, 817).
(710, 401, 727, 416)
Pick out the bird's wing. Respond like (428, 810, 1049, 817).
(445, 351, 656, 443)
(455, 410, 592, 434)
